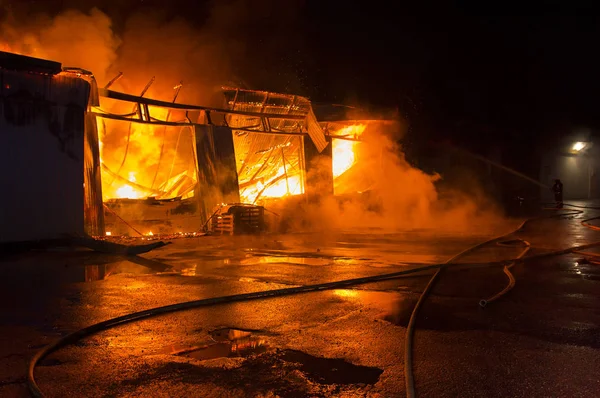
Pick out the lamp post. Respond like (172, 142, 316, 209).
(571, 141, 593, 199)
(572, 141, 587, 153)
(589, 157, 592, 199)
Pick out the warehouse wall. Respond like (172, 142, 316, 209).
(0, 69, 90, 242)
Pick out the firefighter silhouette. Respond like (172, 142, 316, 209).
(552, 179, 563, 209)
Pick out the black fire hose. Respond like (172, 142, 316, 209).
(478, 239, 531, 308)
(403, 207, 586, 398)
(27, 208, 599, 398)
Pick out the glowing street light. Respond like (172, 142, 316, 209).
(572, 142, 587, 152)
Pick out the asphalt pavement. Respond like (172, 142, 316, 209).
(1, 206, 599, 397)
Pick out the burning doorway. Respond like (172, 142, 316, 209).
(330, 123, 368, 195)
(222, 88, 315, 206)
(92, 86, 324, 237)
(232, 132, 306, 204)
(95, 89, 203, 237)
(326, 121, 393, 196)
(93, 85, 367, 237)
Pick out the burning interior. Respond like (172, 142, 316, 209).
(97, 90, 204, 236)
(97, 87, 393, 236)
(222, 88, 311, 205)
(0, 50, 395, 241)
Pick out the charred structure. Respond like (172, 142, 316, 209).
(0, 51, 394, 242)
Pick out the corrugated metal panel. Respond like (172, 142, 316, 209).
(0, 51, 62, 75)
(232, 131, 305, 203)
(306, 109, 328, 152)
(222, 87, 311, 117)
(84, 112, 105, 236)
(0, 69, 90, 242)
(222, 87, 328, 152)
(195, 125, 240, 222)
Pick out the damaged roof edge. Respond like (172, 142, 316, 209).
(98, 88, 306, 120)
(0, 51, 62, 75)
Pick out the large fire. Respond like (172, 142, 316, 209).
(114, 172, 142, 199)
(240, 167, 304, 204)
(101, 118, 364, 203)
(236, 124, 366, 203)
(98, 104, 197, 201)
(3, 43, 363, 204)
(332, 124, 366, 178)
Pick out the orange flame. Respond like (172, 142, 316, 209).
(114, 172, 143, 199)
(332, 124, 366, 178)
(98, 104, 197, 201)
(239, 166, 303, 204)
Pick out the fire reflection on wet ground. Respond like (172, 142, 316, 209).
(158, 329, 384, 387)
(161, 328, 268, 361)
(4, 210, 600, 397)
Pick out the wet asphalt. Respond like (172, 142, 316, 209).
(1, 207, 599, 397)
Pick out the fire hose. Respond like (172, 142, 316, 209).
(478, 239, 531, 307)
(27, 207, 600, 398)
(403, 208, 583, 398)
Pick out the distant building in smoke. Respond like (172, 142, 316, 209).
(0, 51, 395, 243)
(539, 131, 599, 201)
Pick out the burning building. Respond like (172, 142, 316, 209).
(0, 50, 394, 242)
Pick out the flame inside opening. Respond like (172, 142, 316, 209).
(235, 135, 306, 204)
(239, 167, 304, 204)
(114, 172, 141, 199)
(332, 124, 366, 178)
(98, 104, 197, 201)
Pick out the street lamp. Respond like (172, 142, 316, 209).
(572, 141, 587, 152)
(569, 141, 594, 198)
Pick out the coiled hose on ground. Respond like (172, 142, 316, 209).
(27, 206, 600, 398)
(478, 239, 531, 307)
(405, 205, 600, 398)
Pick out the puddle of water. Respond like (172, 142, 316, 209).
(168, 328, 268, 361)
(185, 343, 237, 361)
(209, 328, 253, 342)
(335, 241, 369, 249)
(280, 349, 383, 385)
(332, 289, 403, 308)
(241, 256, 331, 266)
(79, 259, 167, 282)
(181, 265, 197, 276)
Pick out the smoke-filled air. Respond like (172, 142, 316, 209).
(280, 120, 507, 234)
(0, 3, 509, 235)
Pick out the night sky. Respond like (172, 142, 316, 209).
(4, 1, 600, 161)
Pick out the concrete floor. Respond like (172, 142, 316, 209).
(1, 207, 599, 397)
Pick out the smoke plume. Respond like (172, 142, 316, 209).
(275, 120, 507, 235)
(0, 7, 120, 84)
(1, 0, 308, 101)
(0, 3, 509, 235)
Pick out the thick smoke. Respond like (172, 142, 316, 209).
(0, 7, 228, 102)
(0, 8, 120, 84)
(1, 1, 307, 102)
(0, 3, 509, 235)
(107, 10, 233, 105)
(275, 120, 507, 235)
